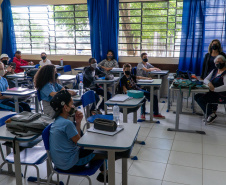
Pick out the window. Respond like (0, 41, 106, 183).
(12, 4, 91, 55)
(119, 0, 183, 57)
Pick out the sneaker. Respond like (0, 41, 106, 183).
(140, 114, 146, 120)
(154, 114, 165, 119)
(96, 172, 108, 183)
(206, 113, 217, 124)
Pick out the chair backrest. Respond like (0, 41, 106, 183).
(0, 114, 16, 127)
(64, 65, 72, 73)
(37, 90, 41, 102)
(35, 64, 40, 68)
(132, 67, 137, 76)
(42, 123, 52, 151)
(81, 90, 96, 108)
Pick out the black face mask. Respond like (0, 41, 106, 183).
(55, 73, 58, 80)
(216, 63, 225, 69)
(41, 56, 46, 60)
(2, 60, 7, 65)
(143, 59, 148, 62)
(107, 56, 113, 60)
(68, 106, 76, 116)
(212, 44, 219, 51)
(125, 71, 131, 75)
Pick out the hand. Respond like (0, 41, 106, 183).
(75, 111, 83, 124)
(6, 66, 12, 73)
(106, 67, 112, 71)
(208, 82, 215, 91)
(29, 61, 34, 65)
(70, 90, 77, 96)
(148, 77, 152, 80)
(155, 68, 161, 71)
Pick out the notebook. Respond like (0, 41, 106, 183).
(137, 79, 154, 83)
(87, 125, 124, 136)
(6, 87, 29, 92)
(109, 95, 132, 102)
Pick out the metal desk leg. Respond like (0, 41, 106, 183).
(104, 84, 107, 115)
(123, 108, 128, 123)
(35, 95, 39, 113)
(6, 147, 13, 173)
(14, 141, 22, 185)
(14, 96, 19, 113)
(157, 74, 161, 101)
(15, 79, 18, 87)
(133, 111, 137, 123)
(149, 86, 158, 123)
(122, 158, 128, 185)
(108, 151, 115, 185)
(167, 79, 171, 111)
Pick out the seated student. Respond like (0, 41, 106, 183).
(83, 58, 112, 111)
(195, 55, 226, 124)
(0, 75, 31, 112)
(34, 65, 76, 117)
(39, 52, 52, 66)
(121, 63, 165, 120)
(137, 52, 161, 77)
(13, 51, 34, 73)
(0, 54, 13, 76)
(98, 50, 119, 74)
(49, 90, 107, 182)
(3, 62, 17, 88)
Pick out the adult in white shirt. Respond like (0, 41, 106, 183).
(39, 52, 52, 66)
(195, 55, 226, 124)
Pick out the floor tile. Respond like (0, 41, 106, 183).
(123, 175, 162, 185)
(148, 128, 175, 140)
(138, 127, 151, 137)
(168, 151, 202, 168)
(203, 169, 226, 185)
(137, 147, 170, 163)
(164, 164, 202, 185)
(145, 137, 173, 150)
(203, 144, 226, 157)
(128, 160, 166, 180)
(174, 132, 202, 143)
(203, 155, 226, 172)
(172, 140, 202, 154)
(162, 181, 188, 185)
(203, 134, 226, 146)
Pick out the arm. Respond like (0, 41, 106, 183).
(136, 76, 152, 80)
(96, 68, 105, 77)
(214, 75, 226, 92)
(71, 111, 83, 143)
(122, 85, 128, 94)
(113, 60, 119, 68)
(98, 60, 112, 71)
(204, 70, 213, 85)
(13, 58, 29, 67)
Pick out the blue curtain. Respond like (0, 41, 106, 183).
(88, 0, 119, 63)
(179, 0, 226, 75)
(1, 0, 17, 63)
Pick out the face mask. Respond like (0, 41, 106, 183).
(91, 63, 97, 69)
(55, 73, 58, 80)
(68, 106, 76, 116)
(216, 63, 225, 69)
(125, 71, 131, 75)
(107, 56, 113, 60)
(2, 60, 7, 65)
(143, 59, 148, 63)
(212, 44, 219, 51)
(41, 56, 46, 60)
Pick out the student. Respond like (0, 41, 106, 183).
(49, 90, 108, 182)
(195, 55, 226, 124)
(34, 65, 76, 117)
(83, 58, 111, 111)
(98, 50, 119, 74)
(3, 62, 17, 88)
(13, 51, 34, 73)
(201, 39, 226, 80)
(39, 52, 52, 66)
(121, 63, 165, 120)
(137, 52, 161, 77)
(0, 75, 31, 112)
(0, 54, 13, 76)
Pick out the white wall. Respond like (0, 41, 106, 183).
(2, 0, 179, 64)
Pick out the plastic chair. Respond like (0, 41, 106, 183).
(64, 65, 72, 74)
(0, 114, 47, 185)
(132, 67, 137, 76)
(81, 90, 113, 131)
(37, 90, 44, 113)
(35, 64, 40, 68)
(42, 124, 106, 185)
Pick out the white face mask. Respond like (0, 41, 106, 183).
(91, 63, 97, 69)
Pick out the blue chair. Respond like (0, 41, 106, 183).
(42, 124, 106, 185)
(132, 67, 137, 76)
(81, 90, 113, 131)
(37, 90, 43, 113)
(0, 114, 47, 185)
(64, 65, 72, 74)
(35, 64, 40, 68)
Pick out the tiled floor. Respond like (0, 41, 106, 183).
(1, 97, 226, 185)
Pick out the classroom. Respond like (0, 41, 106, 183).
(0, 0, 225, 185)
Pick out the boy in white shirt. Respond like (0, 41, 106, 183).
(39, 52, 52, 66)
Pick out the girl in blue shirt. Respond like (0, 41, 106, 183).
(0, 76, 30, 112)
(34, 65, 76, 117)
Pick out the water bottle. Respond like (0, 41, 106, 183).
(24, 69, 27, 77)
(113, 104, 120, 125)
(79, 81, 83, 96)
(60, 58, 63, 66)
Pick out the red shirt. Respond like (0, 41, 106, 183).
(13, 57, 28, 73)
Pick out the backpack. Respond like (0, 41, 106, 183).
(173, 78, 197, 96)
(27, 68, 39, 79)
(5, 112, 53, 135)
